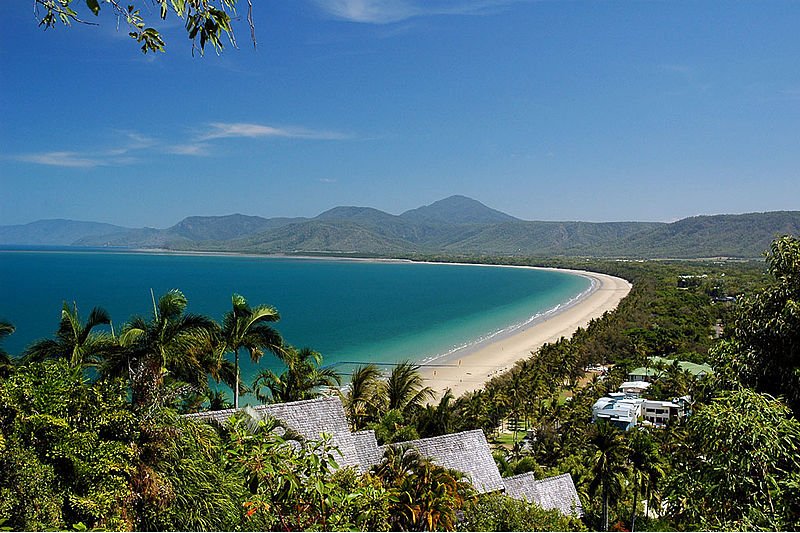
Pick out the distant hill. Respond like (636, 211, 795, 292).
(606, 211, 800, 258)
(2, 197, 798, 259)
(0, 219, 132, 246)
(400, 195, 519, 225)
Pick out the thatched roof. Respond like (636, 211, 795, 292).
(503, 472, 583, 516)
(385, 429, 505, 494)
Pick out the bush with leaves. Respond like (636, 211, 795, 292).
(224, 412, 394, 531)
(664, 388, 800, 530)
(0, 360, 136, 530)
(372, 444, 475, 531)
(722, 235, 800, 415)
(457, 492, 586, 532)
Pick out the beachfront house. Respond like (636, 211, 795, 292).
(186, 396, 583, 517)
(591, 393, 643, 431)
(642, 395, 691, 426)
(592, 379, 693, 429)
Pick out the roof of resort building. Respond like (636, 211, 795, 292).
(503, 472, 583, 517)
(186, 397, 583, 503)
(184, 396, 351, 437)
(384, 429, 505, 494)
(184, 396, 366, 469)
(628, 356, 713, 380)
(620, 380, 651, 390)
(351, 430, 383, 470)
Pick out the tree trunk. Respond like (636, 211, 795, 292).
(630, 480, 639, 531)
(603, 482, 609, 531)
(234, 349, 240, 409)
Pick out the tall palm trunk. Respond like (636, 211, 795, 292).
(602, 482, 609, 531)
(234, 348, 240, 409)
(630, 479, 639, 531)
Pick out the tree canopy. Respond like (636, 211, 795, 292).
(34, 0, 253, 54)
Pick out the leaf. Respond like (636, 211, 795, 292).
(85, 0, 100, 16)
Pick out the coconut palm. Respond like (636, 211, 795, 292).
(24, 302, 116, 369)
(342, 363, 383, 430)
(252, 346, 340, 404)
(117, 289, 220, 408)
(588, 420, 629, 531)
(384, 360, 434, 418)
(417, 388, 457, 437)
(219, 293, 283, 409)
(628, 428, 665, 531)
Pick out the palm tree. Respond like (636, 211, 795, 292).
(384, 360, 434, 418)
(117, 289, 220, 408)
(588, 421, 629, 531)
(372, 444, 473, 531)
(342, 363, 383, 430)
(628, 428, 664, 531)
(220, 293, 283, 409)
(0, 320, 16, 377)
(417, 388, 457, 437)
(252, 346, 340, 404)
(24, 302, 115, 368)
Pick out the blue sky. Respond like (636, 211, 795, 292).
(1, 0, 799, 228)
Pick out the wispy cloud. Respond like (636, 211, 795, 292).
(201, 122, 351, 141)
(14, 121, 352, 168)
(312, 0, 524, 24)
(163, 143, 211, 156)
(16, 151, 105, 168)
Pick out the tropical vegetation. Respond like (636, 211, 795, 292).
(1, 234, 799, 530)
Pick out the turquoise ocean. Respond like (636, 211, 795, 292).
(0, 248, 591, 390)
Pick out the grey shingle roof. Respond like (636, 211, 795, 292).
(351, 430, 383, 470)
(184, 396, 363, 469)
(185, 396, 349, 437)
(385, 429, 505, 494)
(503, 472, 583, 517)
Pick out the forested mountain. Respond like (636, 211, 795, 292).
(400, 194, 519, 225)
(0, 219, 132, 246)
(2, 196, 799, 259)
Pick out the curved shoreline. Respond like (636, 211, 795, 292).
(418, 267, 631, 398)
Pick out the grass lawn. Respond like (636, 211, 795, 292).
(492, 430, 527, 448)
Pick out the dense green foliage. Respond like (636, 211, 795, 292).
(458, 493, 586, 532)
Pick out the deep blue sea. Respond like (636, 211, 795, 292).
(0, 248, 590, 391)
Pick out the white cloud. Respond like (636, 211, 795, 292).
(201, 122, 351, 141)
(312, 0, 524, 24)
(16, 151, 104, 168)
(314, 0, 419, 23)
(14, 121, 351, 168)
(164, 143, 211, 156)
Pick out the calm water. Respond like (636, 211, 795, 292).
(0, 248, 590, 390)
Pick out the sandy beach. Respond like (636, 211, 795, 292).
(419, 268, 631, 398)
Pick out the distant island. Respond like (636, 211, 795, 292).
(2, 195, 799, 259)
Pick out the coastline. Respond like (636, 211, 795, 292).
(3, 247, 631, 397)
(418, 268, 631, 399)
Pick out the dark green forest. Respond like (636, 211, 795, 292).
(1, 236, 799, 531)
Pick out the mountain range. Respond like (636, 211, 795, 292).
(1, 195, 798, 259)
